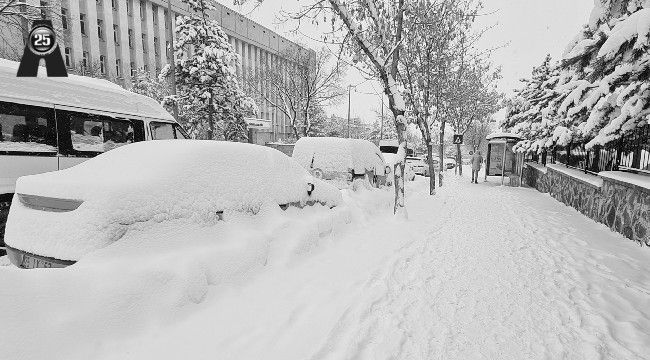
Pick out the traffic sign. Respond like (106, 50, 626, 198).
(453, 134, 463, 144)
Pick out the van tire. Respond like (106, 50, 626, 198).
(0, 194, 13, 257)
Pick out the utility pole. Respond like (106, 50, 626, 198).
(167, 0, 178, 120)
(347, 85, 352, 138)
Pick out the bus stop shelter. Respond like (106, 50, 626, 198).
(485, 132, 523, 185)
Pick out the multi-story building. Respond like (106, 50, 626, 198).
(0, 0, 309, 144)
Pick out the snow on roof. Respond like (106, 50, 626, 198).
(5, 140, 342, 260)
(486, 132, 522, 140)
(292, 137, 386, 175)
(0, 59, 174, 121)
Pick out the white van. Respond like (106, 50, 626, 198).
(0, 59, 187, 255)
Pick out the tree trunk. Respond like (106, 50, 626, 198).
(393, 113, 407, 215)
(438, 122, 445, 187)
(207, 92, 215, 140)
(456, 143, 463, 176)
(427, 142, 436, 195)
(416, 114, 435, 195)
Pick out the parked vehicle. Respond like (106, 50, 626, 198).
(379, 140, 416, 182)
(406, 156, 432, 177)
(0, 59, 189, 256)
(444, 158, 457, 169)
(292, 137, 388, 189)
(4, 141, 342, 268)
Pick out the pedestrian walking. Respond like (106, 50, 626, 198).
(471, 150, 483, 184)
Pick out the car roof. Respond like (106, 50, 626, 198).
(0, 59, 175, 121)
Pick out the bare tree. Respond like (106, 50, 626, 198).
(0, 0, 64, 60)
(247, 46, 345, 139)
(400, 0, 476, 193)
(448, 56, 502, 175)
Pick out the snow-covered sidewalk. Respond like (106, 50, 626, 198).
(2, 171, 649, 360)
(106, 172, 650, 360)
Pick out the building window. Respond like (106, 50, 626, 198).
(116, 59, 121, 77)
(152, 4, 157, 24)
(154, 37, 159, 55)
(164, 10, 168, 29)
(143, 64, 148, 72)
(126, 0, 132, 15)
(96, 0, 101, 5)
(142, 34, 147, 52)
(165, 40, 170, 58)
(82, 51, 88, 68)
(128, 29, 133, 48)
(61, 8, 68, 29)
(100, 55, 106, 74)
(113, 24, 119, 44)
(64, 47, 71, 67)
(139, 1, 145, 19)
(97, 19, 104, 40)
(80, 14, 86, 35)
(111, 0, 117, 10)
(130, 62, 136, 76)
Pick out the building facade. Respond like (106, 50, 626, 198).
(0, 0, 307, 144)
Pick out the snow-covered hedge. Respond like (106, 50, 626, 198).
(5, 140, 342, 261)
(503, 0, 650, 152)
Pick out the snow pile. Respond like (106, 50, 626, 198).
(5, 140, 342, 261)
(599, 170, 650, 189)
(292, 137, 386, 176)
(3, 174, 648, 359)
(0, 171, 396, 360)
(0, 59, 174, 121)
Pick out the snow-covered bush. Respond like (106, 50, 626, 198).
(5, 141, 342, 261)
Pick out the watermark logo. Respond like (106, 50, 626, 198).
(17, 20, 67, 77)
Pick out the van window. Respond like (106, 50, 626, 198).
(0, 101, 57, 154)
(66, 112, 134, 153)
(150, 122, 188, 140)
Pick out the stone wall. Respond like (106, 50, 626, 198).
(523, 164, 650, 246)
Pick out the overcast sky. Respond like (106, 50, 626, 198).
(217, 0, 594, 123)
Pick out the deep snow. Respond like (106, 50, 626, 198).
(1, 168, 649, 360)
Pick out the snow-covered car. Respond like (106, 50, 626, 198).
(444, 158, 456, 169)
(406, 156, 429, 176)
(4, 140, 342, 268)
(378, 140, 416, 182)
(382, 153, 416, 183)
(292, 137, 388, 189)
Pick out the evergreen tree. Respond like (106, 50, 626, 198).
(505, 1, 650, 152)
(170, 0, 256, 141)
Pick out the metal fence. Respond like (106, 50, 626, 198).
(536, 125, 650, 174)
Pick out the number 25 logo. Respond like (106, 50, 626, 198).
(33, 34, 51, 46)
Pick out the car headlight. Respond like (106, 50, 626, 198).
(385, 165, 391, 174)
